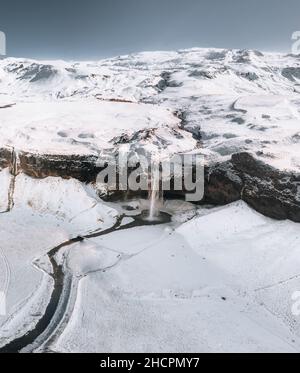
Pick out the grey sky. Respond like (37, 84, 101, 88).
(0, 0, 299, 59)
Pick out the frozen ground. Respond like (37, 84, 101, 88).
(0, 100, 195, 156)
(0, 48, 300, 353)
(0, 168, 300, 352)
(49, 201, 300, 353)
(0, 171, 117, 348)
(1, 48, 300, 169)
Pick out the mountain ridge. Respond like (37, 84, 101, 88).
(0, 47, 299, 221)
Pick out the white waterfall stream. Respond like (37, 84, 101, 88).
(148, 160, 161, 221)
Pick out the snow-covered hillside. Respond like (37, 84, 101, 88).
(0, 48, 300, 353)
(1, 48, 300, 170)
(1, 171, 300, 353)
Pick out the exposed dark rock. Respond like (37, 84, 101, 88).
(16, 63, 58, 83)
(165, 153, 300, 222)
(18, 152, 104, 183)
(292, 133, 300, 143)
(0, 147, 299, 223)
(163, 160, 243, 205)
(173, 110, 202, 141)
(4, 63, 24, 73)
(111, 129, 155, 145)
(155, 71, 183, 92)
(65, 67, 77, 74)
(231, 152, 300, 222)
(231, 117, 246, 125)
(204, 162, 243, 205)
(0, 103, 16, 109)
(253, 50, 264, 57)
(240, 72, 259, 81)
(234, 50, 252, 64)
(282, 67, 300, 82)
(0, 147, 13, 169)
(188, 70, 215, 79)
(156, 72, 172, 92)
(205, 51, 227, 60)
(223, 133, 238, 139)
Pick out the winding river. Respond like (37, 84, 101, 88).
(0, 210, 171, 353)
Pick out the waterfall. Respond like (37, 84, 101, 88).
(147, 160, 161, 221)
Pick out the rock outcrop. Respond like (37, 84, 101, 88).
(203, 153, 300, 222)
(232, 153, 300, 222)
(18, 152, 102, 183)
(0, 147, 13, 169)
(1, 147, 299, 222)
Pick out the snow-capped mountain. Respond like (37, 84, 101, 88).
(1, 48, 300, 101)
(1, 48, 300, 170)
(0, 48, 299, 221)
(1, 48, 300, 354)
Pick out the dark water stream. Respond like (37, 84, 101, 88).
(0, 211, 171, 353)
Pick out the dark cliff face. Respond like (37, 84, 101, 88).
(0, 147, 299, 222)
(231, 153, 300, 222)
(204, 161, 243, 205)
(0, 147, 13, 169)
(18, 152, 103, 183)
(202, 153, 300, 222)
(0, 147, 104, 182)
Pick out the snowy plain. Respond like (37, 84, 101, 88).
(0, 170, 300, 352)
(0, 48, 300, 353)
